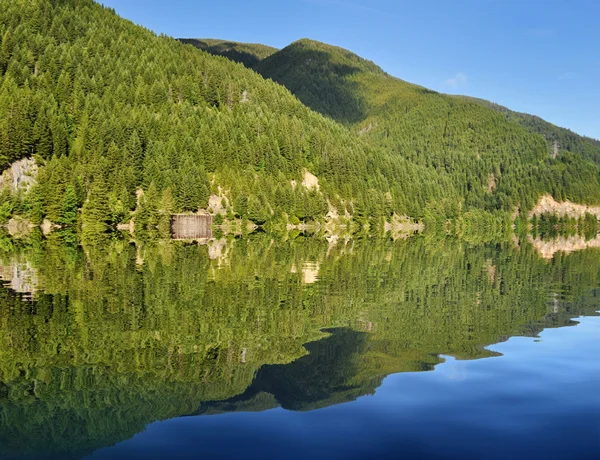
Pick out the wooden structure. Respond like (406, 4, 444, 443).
(171, 214, 213, 240)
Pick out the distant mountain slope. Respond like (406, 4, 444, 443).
(256, 39, 384, 124)
(253, 39, 600, 211)
(192, 37, 600, 167)
(462, 96, 600, 165)
(178, 38, 278, 68)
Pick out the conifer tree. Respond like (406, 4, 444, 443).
(59, 184, 79, 225)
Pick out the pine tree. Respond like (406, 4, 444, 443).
(0, 30, 12, 75)
(59, 184, 79, 225)
(82, 176, 111, 233)
(158, 187, 174, 238)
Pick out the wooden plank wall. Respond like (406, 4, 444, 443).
(171, 214, 213, 240)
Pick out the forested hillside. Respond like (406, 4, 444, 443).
(1, 1, 600, 236)
(463, 96, 600, 165)
(178, 38, 278, 68)
(0, 0, 452, 234)
(254, 39, 600, 214)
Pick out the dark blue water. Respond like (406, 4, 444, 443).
(89, 316, 600, 460)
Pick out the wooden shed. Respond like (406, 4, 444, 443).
(171, 214, 213, 240)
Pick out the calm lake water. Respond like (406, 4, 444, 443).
(0, 234, 599, 459)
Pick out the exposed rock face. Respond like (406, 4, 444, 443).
(290, 262, 320, 284)
(208, 238, 228, 261)
(302, 262, 320, 285)
(485, 259, 497, 284)
(384, 215, 424, 240)
(0, 259, 38, 297)
(527, 195, 600, 259)
(326, 200, 339, 219)
(487, 173, 497, 193)
(301, 170, 319, 191)
(291, 170, 320, 191)
(208, 194, 228, 214)
(529, 195, 600, 219)
(116, 221, 134, 233)
(0, 158, 38, 193)
(528, 234, 600, 259)
(7, 217, 34, 238)
(358, 121, 375, 135)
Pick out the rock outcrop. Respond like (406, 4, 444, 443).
(528, 234, 600, 259)
(529, 195, 600, 220)
(0, 158, 38, 193)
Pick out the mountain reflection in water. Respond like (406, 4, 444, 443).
(197, 328, 374, 414)
(0, 234, 599, 459)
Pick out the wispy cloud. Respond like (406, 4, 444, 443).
(526, 28, 555, 38)
(445, 73, 468, 88)
(558, 72, 578, 81)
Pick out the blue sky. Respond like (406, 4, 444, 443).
(101, 0, 599, 140)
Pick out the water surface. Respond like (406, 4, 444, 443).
(0, 235, 598, 458)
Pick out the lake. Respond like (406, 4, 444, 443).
(0, 234, 599, 459)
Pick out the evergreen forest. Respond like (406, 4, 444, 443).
(1, 0, 599, 237)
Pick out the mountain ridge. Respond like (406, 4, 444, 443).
(461, 96, 600, 160)
(188, 36, 598, 146)
(247, 38, 600, 211)
(178, 38, 278, 68)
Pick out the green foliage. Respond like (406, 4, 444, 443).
(468, 97, 600, 166)
(255, 39, 382, 124)
(179, 38, 278, 68)
(58, 184, 78, 225)
(134, 182, 159, 236)
(0, 0, 453, 229)
(1, 1, 600, 233)
(255, 39, 600, 213)
(0, 236, 599, 456)
(157, 187, 174, 237)
(530, 212, 599, 240)
(81, 175, 111, 234)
